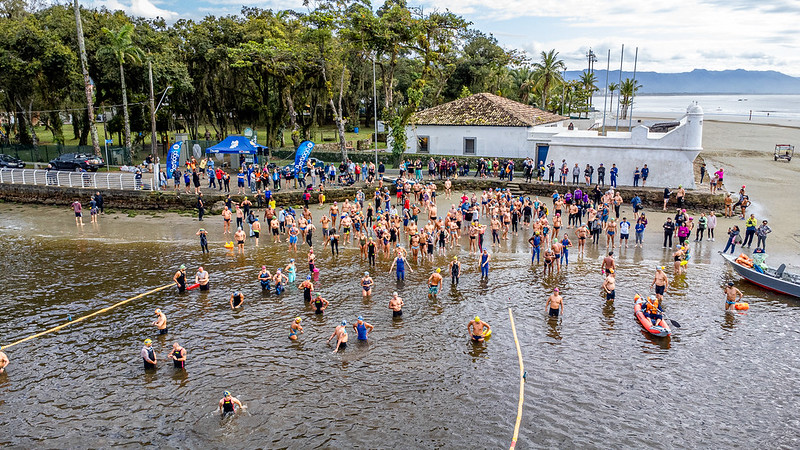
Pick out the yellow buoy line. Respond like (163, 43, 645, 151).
(508, 307, 525, 449)
(1, 283, 174, 351)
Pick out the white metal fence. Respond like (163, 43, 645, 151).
(0, 168, 155, 191)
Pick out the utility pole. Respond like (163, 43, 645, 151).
(615, 44, 624, 131)
(73, 0, 101, 156)
(148, 57, 158, 190)
(373, 55, 378, 168)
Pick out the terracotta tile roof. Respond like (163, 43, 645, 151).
(410, 92, 565, 127)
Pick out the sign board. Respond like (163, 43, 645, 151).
(244, 128, 253, 138)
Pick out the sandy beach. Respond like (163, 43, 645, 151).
(696, 119, 800, 264)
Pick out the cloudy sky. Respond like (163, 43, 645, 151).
(86, 0, 800, 76)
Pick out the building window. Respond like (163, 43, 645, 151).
(418, 136, 429, 153)
(464, 137, 476, 155)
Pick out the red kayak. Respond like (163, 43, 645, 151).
(634, 295, 671, 337)
(186, 283, 200, 291)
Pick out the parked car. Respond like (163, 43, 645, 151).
(0, 153, 25, 168)
(49, 153, 105, 171)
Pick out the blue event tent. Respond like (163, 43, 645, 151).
(205, 135, 266, 154)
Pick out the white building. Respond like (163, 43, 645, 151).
(405, 93, 703, 188)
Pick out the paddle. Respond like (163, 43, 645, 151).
(637, 292, 681, 328)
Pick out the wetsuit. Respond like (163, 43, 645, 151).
(176, 272, 186, 293)
(199, 233, 208, 253)
(480, 253, 489, 277)
(303, 285, 312, 304)
(172, 349, 185, 369)
(232, 293, 243, 308)
(451, 262, 460, 286)
(314, 297, 324, 314)
(367, 242, 376, 266)
(330, 234, 339, 256)
(142, 347, 156, 370)
(561, 238, 570, 265)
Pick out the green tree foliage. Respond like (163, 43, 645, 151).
(0, 2, 640, 156)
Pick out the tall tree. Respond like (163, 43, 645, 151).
(579, 70, 598, 117)
(607, 82, 619, 118)
(73, 0, 101, 155)
(98, 23, 143, 158)
(532, 49, 566, 111)
(619, 77, 642, 119)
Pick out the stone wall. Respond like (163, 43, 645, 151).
(0, 179, 724, 213)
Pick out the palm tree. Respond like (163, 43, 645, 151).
(619, 78, 642, 119)
(579, 71, 598, 117)
(607, 82, 619, 117)
(511, 67, 535, 104)
(98, 24, 143, 159)
(532, 49, 566, 111)
(73, 0, 101, 156)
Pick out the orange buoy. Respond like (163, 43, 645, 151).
(734, 302, 749, 310)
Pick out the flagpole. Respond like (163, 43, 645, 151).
(628, 47, 639, 129)
(602, 49, 610, 135)
(615, 44, 624, 131)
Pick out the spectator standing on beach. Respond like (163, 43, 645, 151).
(722, 225, 741, 254)
(641, 164, 650, 186)
(662, 187, 672, 211)
(95, 191, 104, 214)
(756, 220, 772, 250)
(572, 164, 580, 185)
(597, 164, 606, 187)
(699, 163, 707, 184)
(609, 164, 618, 188)
(633, 167, 641, 187)
(71, 199, 83, 226)
(547, 160, 556, 184)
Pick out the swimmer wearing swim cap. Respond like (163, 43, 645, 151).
(230, 291, 245, 309)
(361, 271, 374, 298)
(219, 391, 243, 416)
(289, 316, 304, 340)
(468, 316, 491, 342)
(327, 320, 349, 353)
(299, 276, 315, 303)
(428, 268, 443, 297)
(153, 308, 168, 335)
(141, 339, 157, 370)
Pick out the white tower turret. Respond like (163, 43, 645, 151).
(684, 102, 703, 150)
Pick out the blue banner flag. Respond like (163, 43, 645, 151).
(166, 141, 182, 179)
(293, 141, 315, 176)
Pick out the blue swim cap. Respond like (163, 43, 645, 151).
(357, 316, 363, 321)
(341, 320, 347, 326)
(224, 391, 231, 397)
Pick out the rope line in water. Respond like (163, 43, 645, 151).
(508, 307, 525, 449)
(1, 283, 174, 351)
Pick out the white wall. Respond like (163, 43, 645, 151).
(405, 125, 532, 158)
(403, 105, 704, 188)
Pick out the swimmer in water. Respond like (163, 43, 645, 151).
(467, 316, 491, 342)
(428, 268, 443, 297)
(388, 292, 404, 318)
(312, 294, 329, 314)
(601, 251, 616, 276)
(450, 256, 461, 286)
(545, 288, 564, 318)
(602, 269, 616, 302)
(298, 276, 314, 304)
(173, 264, 187, 292)
(258, 266, 272, 291)
(724, 282, 744, 311)
(219, 391, 243, 416)
(229, 291, 245, 309)
(328, 320, 349, 353)
(234, 226, 246, 254)
(169, 342, 186, 369)
(285, 259, 297, 283)
(0, 350, 8, 373)
(141, 338, 157, 370)
(361, 271, 374, 297)
(289, 317, 304, 340)
(650, 266, 669, 302)
(195, 266, 210, 291)
(273, 269, 288, 295)
(353, 316, 374, 340)
(152, 309, 168, 335)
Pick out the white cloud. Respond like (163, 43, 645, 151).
(95, 0, 179, 20)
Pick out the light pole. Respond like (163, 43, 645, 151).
(148, 56, 171, 191)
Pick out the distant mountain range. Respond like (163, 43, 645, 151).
(564, 69, 800, 94)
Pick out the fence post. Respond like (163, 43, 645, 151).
(120, 175, 124, 190)
(68, 173, 73, 187)
(21, 170, 25, 184)
(10, 169, 14, 184)
(106, 173, 111, 190)
(0, 169, 3, 183)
